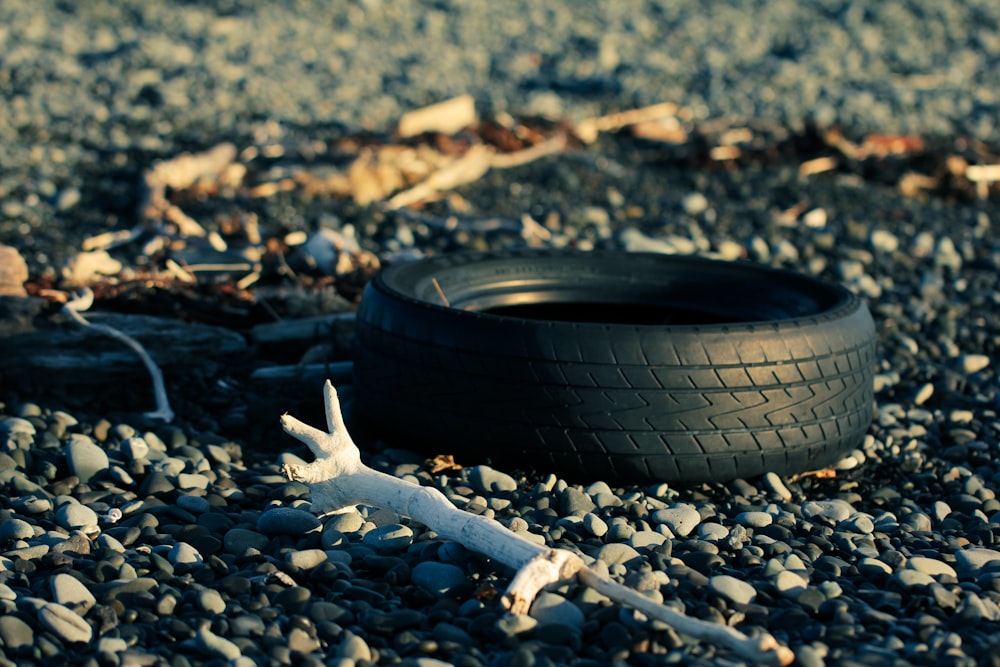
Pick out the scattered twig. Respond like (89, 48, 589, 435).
(281, 381, 794, 667)
(430, 277, 451, 307)
(62, 288, 174, 422)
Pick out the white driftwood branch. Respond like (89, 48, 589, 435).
(281, 381, 793, 666)
(63, 289, 175, 422)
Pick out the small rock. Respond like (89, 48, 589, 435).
(0, 615, 34, 650)
(894, 569, 935, 589)
(697, 522, 730, 541)
(196, 626, 241, 661)
(735, 511, 773, 528)
(960, 354, 990, 374)
(709, 575, 756, 605)
(682, 192, 709, 216)
(362, 524, 413, 551)
(51, 573, 97, 614)
(38, 601, 93, 644)
(914, 382, 934, 406)
(169, 542, 203, 565)
(954, 548, 1000, 578)
(839, 515, 875, 534)
(197, 588, 226, 614)
(11, 496, 51, 515)
(0, 518, 35, 542)
(65, 434, 109, 484)
(176, 473, 210, 490)
(859, 557, 893, 577)
(652, 504, 701, 536)
(870, 229, 899, 253)
(361, 608, 425, 634)
(286, 548, 328, 570)
(496, 614, 538, 637)
(230, 614, 266, 638)
(629, 530, 667, 549)
(803, 208, 827, 228)
(325, 508, 365, 534)
(257, 507, 321, 536)
(121, 437, 150, 462)
(597, 543, 643, 568)
(205, 444, 232, 464)
(176, 495, 211, 514)
(468, 465, 518, 493)
(412, 562, 466, 595)
(288, 626, 321, 653)
(908, 556, 957, 579)
(529, 592, 584, 629)
(224, 528, 269, 554)
(773, 570, 809, 598)
(560, 487, 596, 516)
(336, 633, 373, 661)
(96, 637, 128, 654)
(583, 513, 608, 538)
(55, 503, 99, 530)
(802, 499, 855, 523)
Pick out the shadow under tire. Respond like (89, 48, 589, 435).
(352, 250, 876, 484)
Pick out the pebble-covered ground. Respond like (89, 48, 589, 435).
(2, 2, 1000, 667)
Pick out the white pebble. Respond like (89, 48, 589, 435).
(960, 354, 990, 374)
(870, 229, 899, 253)
(682, 192, 709, 216)
(914, 383, 934, 406)
(802, 208, 827, 228)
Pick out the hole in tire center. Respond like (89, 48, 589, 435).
(479, 301, 749, 325)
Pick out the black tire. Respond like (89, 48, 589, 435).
(352, 250, 876, 484)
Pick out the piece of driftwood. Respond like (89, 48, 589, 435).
(0, 244, 28, 297)
(281, 381, 794, 666)
(397, 94, 477, 138)
(251, 313, 356, 345)
(574, 102, 684, 144)
(61, 289, 174, 422)
(0, 307, 246, 377)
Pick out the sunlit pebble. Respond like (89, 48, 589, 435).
(802, 208, 827, 228)
(960, 354, 990, 374)
(834, 456, 860, 471)
(870, 229, 899, 253)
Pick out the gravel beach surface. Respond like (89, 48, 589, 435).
(2, 2, 1000, 666)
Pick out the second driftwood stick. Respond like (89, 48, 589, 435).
(281, 381, 794, 666)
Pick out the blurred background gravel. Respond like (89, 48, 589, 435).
(3, 0, 1000, 267)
